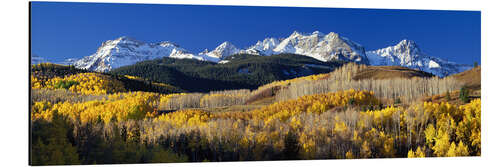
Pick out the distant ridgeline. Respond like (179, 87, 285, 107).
(109, 53, 345, 92)
(71, 32, 473, 77)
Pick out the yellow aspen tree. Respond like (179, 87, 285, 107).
(415, 147, 425, 158)
(360, 141, 372, 158)
(456, 141, 469, 156)
(433, 129, 451, 157)
(408, 149, 416, 158)
(424, 124, 437, 148)
(345, 150, 355, 159)
(446, 142, 457, 157)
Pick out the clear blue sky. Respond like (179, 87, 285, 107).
(30, 2, 481, 65)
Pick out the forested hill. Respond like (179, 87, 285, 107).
(31, 63, 184, 94)
(110, 53, 345, 92)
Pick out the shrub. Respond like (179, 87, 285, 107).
(54, 80, 79, 90)
(394, 97, 401, 104)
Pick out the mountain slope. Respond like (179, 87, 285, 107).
(110, 53, 344, 92)
(73, 37, 212, 72)
(449, 66, 481, 90)
(245, 31, 368, 63)
(199, 41, 241, 60)
(72, 31, 368, 72)
(366, 39, 472, 77)
(245, 38, 279, 55)
(31, 63, 184, 94)
(352, 66, 434, 80)
(70, 32, 473, 77)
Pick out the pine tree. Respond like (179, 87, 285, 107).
(445, 91, 451, 101)
(459, 87, 470, 103)
(283, 131, 300, 160)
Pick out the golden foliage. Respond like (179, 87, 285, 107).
(32, 92, 158, 124)
(31, 83, 480, 160)
(31, 73, 126, 95)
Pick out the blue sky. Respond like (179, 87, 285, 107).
(30, 2, 480, 65)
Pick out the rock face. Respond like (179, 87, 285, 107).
(366, 39, 472, 77)
(74, 37, 208, 72)
(71, 31, 472, 76)
(241, 31, 367, 63)
(198, 41, 241, 60)
(262, 31, 368, 63)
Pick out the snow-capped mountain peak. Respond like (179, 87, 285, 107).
(111, 36, 144, 46)
(311, 30, 324, 36)
(394, 39, 420, 53)
(215, 41, 238, 53)
(289, 30, 325, 37)
(268, 30, 368, 63)
(245, 37, 279, 55)
(74, 37, 207, 72)
(70, 32, 472, 77)
(366, 39, 472, 77)
(199, 41, 241, 60)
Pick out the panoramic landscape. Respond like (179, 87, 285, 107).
(30, 2, 480, 165)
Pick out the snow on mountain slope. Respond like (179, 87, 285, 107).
(245, 37, 279, 55)
(366, 39, 472, 77)
(71, 32, 472, 77)
(198, 41, 241, 60)
(244, 31, 368, 63)
(73, 37, 209, 72)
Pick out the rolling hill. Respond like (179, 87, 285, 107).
(31, 63, 184, 94)
(449, 66, 481, 90)
(352, 66, 435, 80)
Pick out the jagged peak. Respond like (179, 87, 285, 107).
(369, 39, 421, 54)
(215, 41, 237, 50)
(290, 30, 302, 36)
(219, 41, 233, 46)
(199, 48, 209, 54)
(325, 32, 340, 38)
(114, 36, 142, 43)
(396, 39, 418, 48)
(289, 30, 326, 37)
(116, 36, 134, 41)
(99, 36, 144, 48)
(254, 38, 278, 45)
(158, 41, 180, 47)
(262, 37, 278, 42)
(311, 30, 324, 36)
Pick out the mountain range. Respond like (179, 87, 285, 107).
(68, 31, 471, 77)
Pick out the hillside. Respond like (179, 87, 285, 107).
(31, 63, 480, 164)
(352, 66, 434, 80)
(449, 66, 481, 90)
(31, 63, 184, 95)
(110, 53, 344, 92)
